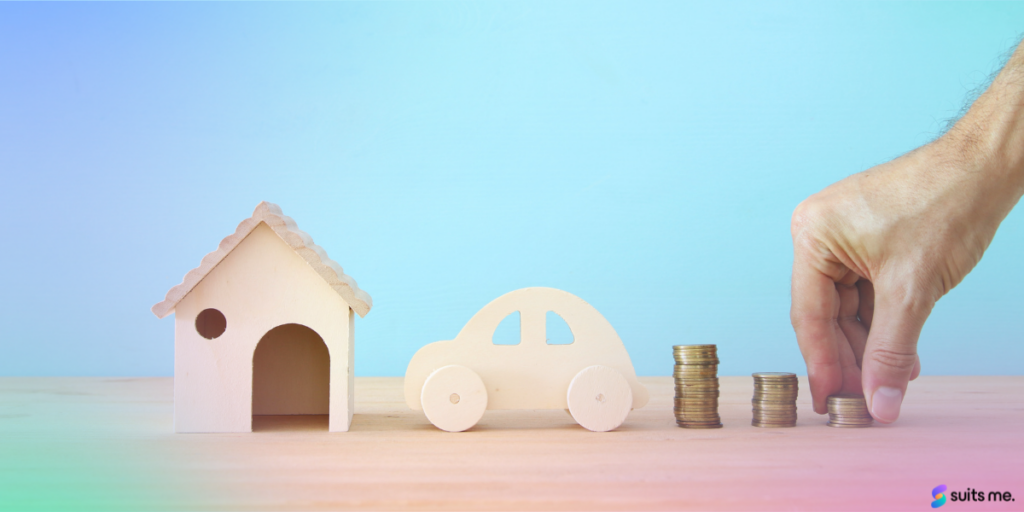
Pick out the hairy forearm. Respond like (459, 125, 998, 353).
(944, 39, 1024, 203)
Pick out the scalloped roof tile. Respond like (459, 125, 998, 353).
(152, 201, 372, 319)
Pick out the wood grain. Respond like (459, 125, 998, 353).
(0, 376, 1021, 511)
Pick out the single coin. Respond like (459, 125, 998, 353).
(754, 395, 798, 401)
(674, 370, 718, 374)
(827, 400, 868, 406)
(827, 421, 872, 428)
(752, 398, 797, 404)
(752, 421, 796, 428)
(675, 388, 720, 394)
(676, 390, 721, 396)
(827, 410, 871, 417)
(674, 355, 718, 362)
(754, 388, 799, 394)
(675, 400, 719, 406)
(752, 372, 797, 379)
(674, 367, 718, 373)
(674, 374, 719, 380)
(754, 392, 799, 398)
(674, 373, 719, 380)
(753, 407, 797, 413)
(754, 387, 799, 394)
(677, 423, 723, 429)
(827, 394, 866, 402)
(676, 393, 721, 400)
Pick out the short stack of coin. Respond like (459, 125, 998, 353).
(673, 345, 722, 429)
(751, 372, 798, 427)
(826, 394, 873, 428)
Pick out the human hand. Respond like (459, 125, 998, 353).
(789, 41, 1024, 423)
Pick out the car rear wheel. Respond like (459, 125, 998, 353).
(421, 364, 488, 432)
(567, 365, 633, 432)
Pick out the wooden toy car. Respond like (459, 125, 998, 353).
(404, 287, 649, 432)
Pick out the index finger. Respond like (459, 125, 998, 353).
(790, 250, 845, 414)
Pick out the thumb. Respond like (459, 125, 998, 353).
(860, 282, 934, 423)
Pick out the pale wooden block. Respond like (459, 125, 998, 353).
(405, 287, 648, 432)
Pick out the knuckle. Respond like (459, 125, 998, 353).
(790, 198, 819, 234)
(866, 347, 917, 373)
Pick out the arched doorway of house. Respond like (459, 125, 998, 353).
(252, 323, 330, 431)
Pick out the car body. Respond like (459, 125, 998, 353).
(404, 287, 649, 412)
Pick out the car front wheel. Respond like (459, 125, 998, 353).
(421, 364, 488, 432)
(567, 365, 633, 432)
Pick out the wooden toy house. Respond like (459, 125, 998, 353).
(152, 202, 372, 433)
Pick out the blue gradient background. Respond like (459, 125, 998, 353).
(1, 2, 1021, 378)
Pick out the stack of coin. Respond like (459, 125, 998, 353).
(673, 345, 722, 428)
(826, 394, 873, 428)
(751, 372, 798, 427)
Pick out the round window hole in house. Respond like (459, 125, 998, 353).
(195, 308, 227, 339)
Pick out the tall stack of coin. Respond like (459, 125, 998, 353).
(826, 394, 873, 427)
(673, 345, 722, 428)
(751, 372, 798, 427)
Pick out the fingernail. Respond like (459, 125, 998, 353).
(871, 386, 903, 423)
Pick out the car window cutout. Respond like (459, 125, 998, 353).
(546, 311, 574, 345)
(492, 311, 521, 345)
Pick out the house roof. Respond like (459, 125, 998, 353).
(152, 201, 372, 319)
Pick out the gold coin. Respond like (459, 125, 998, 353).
(827, 394, 866, 402)
(674, 373, 718, 380)
(674, 372, 719, 378)
(675, 371, 718, 376)
(676, 390, 719, 395)
(752, 372, 797, 379)
(753, 409, 798, 417)
(753, 405, 798, 413)
(675, 357, 720, 364)
(752, 397, 797, 403)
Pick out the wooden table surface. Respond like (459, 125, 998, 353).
(1, 376, 1021, 511)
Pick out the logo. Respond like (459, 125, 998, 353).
(932, 485, 948, 508)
